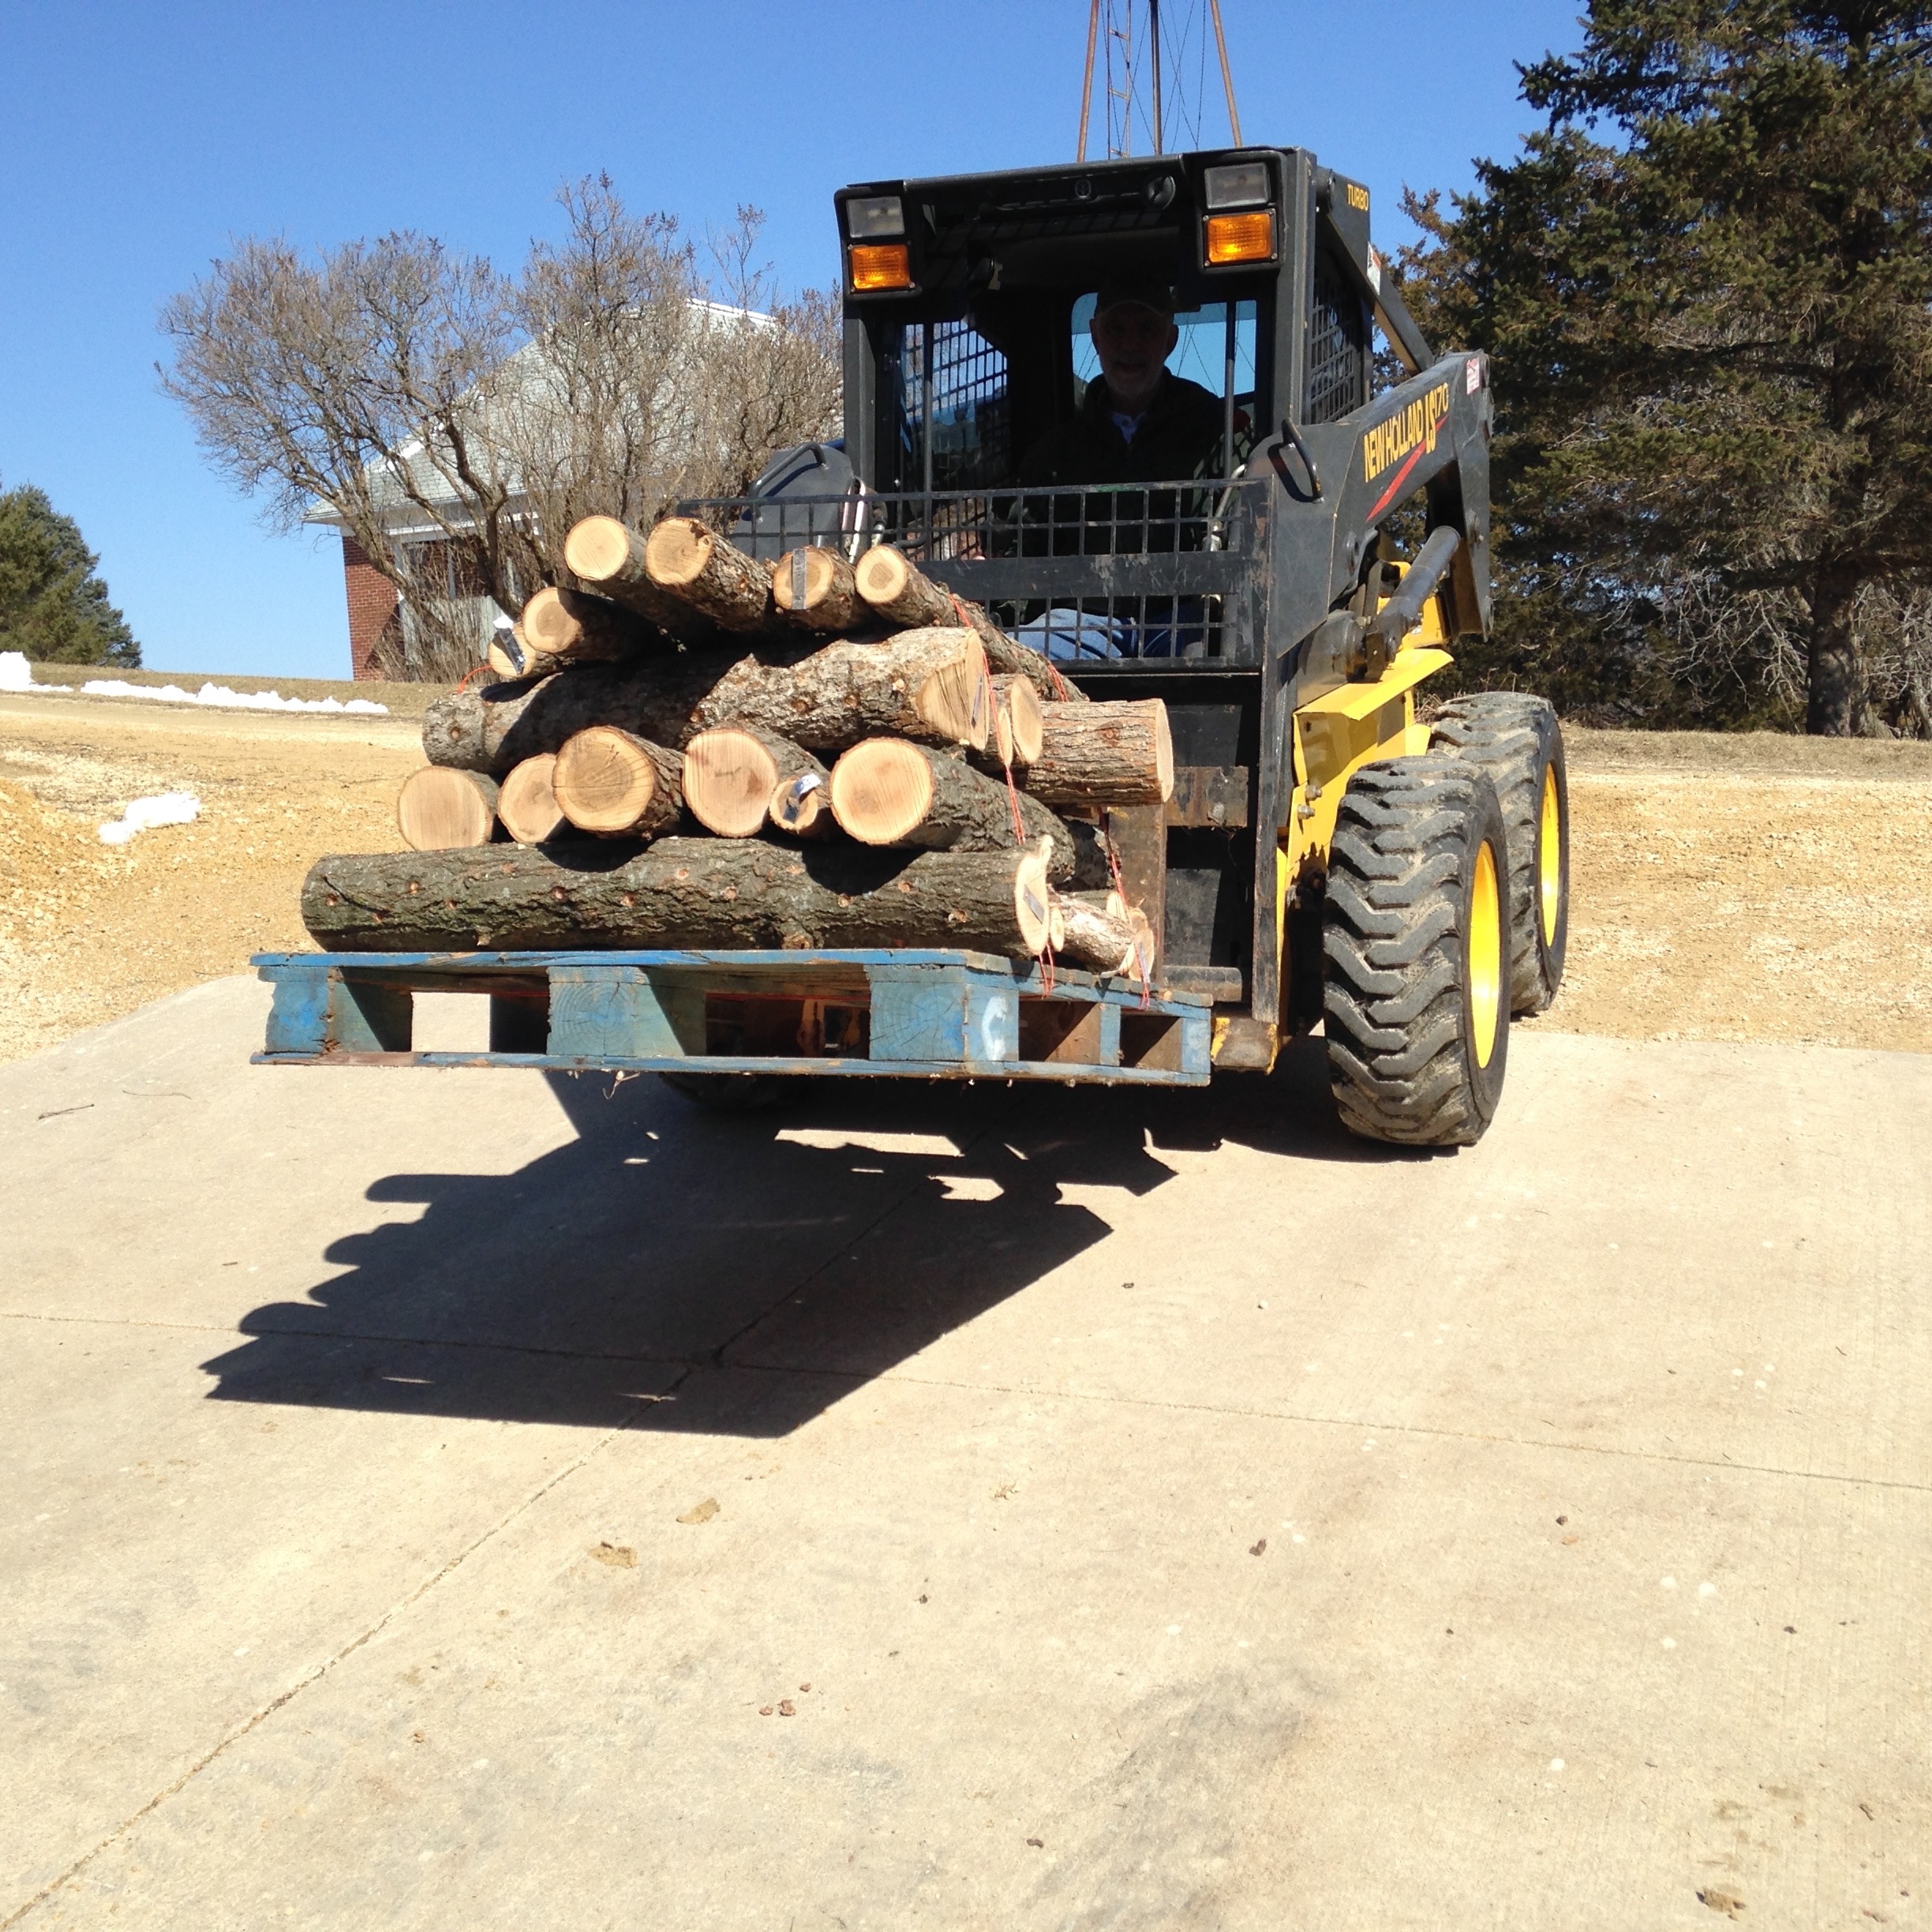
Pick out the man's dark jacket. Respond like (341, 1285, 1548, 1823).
(1018, 371, 1226, 486)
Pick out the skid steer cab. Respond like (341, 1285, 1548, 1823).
(695, 147, 1570, 1145)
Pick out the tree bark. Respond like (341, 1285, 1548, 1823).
(552, 728, 685, 838)
(1049, 891, 1136, 975)
(772, 546, 867, 632)
(644, 517, 778, 635)
(827, 738, 1075, 874)
(521, 585, 665, 668)
(682, 724, 824, 838)
(421, 627, 987, 776)
(396, 767, 498, 850)
(852, 544, 1080, 701)
(1021, 700, 1174, 807)
(1807, 564, 1866, 736)
(560, 515, 715, 642)
(302, 837, 1054, 958)
(496, 754, 570, 845)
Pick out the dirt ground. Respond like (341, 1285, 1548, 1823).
(2, 685, 1928, 1064)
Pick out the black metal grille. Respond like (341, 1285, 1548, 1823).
(897, 320, 1011, 495)
(681, 481, 1270, 668)
(1306, 251, 1369, 425)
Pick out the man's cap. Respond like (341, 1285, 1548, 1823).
(1093, 281, 1175, 320)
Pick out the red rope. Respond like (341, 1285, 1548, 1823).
(455, 661, 491, 693)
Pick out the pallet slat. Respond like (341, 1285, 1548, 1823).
(251, 949, 1211, 1085)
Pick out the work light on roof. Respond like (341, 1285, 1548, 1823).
(846, 195, 905, 240)
(1203, 163, 1271, 211)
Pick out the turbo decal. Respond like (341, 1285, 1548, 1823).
(1361, 382, 1452, 486)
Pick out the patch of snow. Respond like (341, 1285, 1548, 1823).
(78, 677, 388, 716)
(0, 651, 35, 691)
(99, 792, 200, 845)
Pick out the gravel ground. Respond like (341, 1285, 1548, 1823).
(2, 686, 1927, 1063)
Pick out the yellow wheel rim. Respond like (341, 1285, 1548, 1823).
(1538, 765, 1563, 949)
(1469, 840, 1503, 1069)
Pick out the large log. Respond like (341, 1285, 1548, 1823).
(682, 725, 824, 839)
(852, 545, 1081, 702)
(1021, 700, 1174, 808)
(1049, 891, 1137, 975)
(421, 627, 988, 777)
(827, 737, 1076, 878)
(301, 837, 1055, 959)
(496, 754, 569, 845)
(561, 515, 714, 640)
(645, 517, 778, 635)
(521, 586, 663, 668)
(772, 546, 866, 632)
(395, 767, 498, 850)
(552, 728, 685, 838)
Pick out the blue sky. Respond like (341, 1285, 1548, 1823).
(0, 1, 1586, 680)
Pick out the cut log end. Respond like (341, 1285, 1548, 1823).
(496, 754, 567, 845)
(1002, 676, 1045, 766)
(396, 766, 497, 851)
(562, 515, 634, 584)
(769, 770, 831, 837)
(853, 545, 915, 608)
(1013, 840, 1054, 955)
(828, 737, 937, 845)
(683, 727, 782, 839)
(915, 638, 993, 750)
(553, 726, 680, 837)
(643, 516, 717, 589)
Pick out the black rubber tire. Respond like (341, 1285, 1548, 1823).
(657, 1070, 788, 1112)
(1428, 693, 1568, 1015)
(1322, 756, 1511, 1148)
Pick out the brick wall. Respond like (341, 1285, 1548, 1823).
(341, 534, 400, 680)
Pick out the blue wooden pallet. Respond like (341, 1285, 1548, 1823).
(250, 949, 1213, 1086)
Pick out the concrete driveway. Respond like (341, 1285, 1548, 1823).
(2, 979, 1925, 1930)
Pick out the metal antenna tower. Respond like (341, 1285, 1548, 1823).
(1076, 0, 1243, 162)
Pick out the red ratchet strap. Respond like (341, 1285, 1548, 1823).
(455, 661, 490, 692)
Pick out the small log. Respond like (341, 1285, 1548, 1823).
(769, 768, 833, 839)
(520, 586, 661, 668)
(496, 754, 568, 845)
(488, 625, 534, 680)
(395, 767, 498, 850)
(827, 738, 1075, 876)
(302, 837, 1054, 959)
(772, 546, 866, 632)
(992, 674, 1044, 766)
(1021, 700, 1174, 809)
(561, 515, 713, 639)
(852, 545, 1081, 701)
(683, 725, 825, 839)
(645, 517, 777, 635)
(1050, 891, 1137, 975)
(552, 728, 685, 838)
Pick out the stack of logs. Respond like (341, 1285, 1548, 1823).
(308, 513, 1174, 975)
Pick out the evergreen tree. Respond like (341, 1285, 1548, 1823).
(1404, 2, 1932, 734)
(0, 480, 140, 667)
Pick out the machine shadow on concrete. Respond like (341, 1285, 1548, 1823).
(201, 1038, 1411, 1436)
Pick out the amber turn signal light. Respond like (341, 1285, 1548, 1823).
(1204, 209, 1275, 265)
(849, 243, 912, 291)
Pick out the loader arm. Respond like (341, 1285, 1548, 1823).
(1260, 352, 1496, 705)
